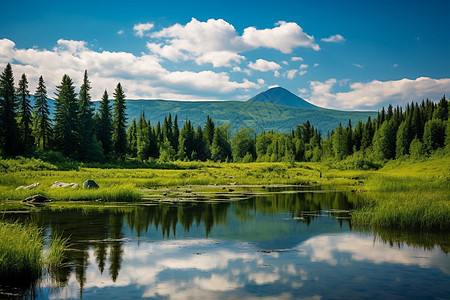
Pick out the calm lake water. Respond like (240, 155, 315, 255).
(2, 188, 449, 299)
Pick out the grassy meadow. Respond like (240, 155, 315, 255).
(1, 155, 449, 230)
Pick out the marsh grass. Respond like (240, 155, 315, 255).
(351, 156, 450, 230)
(0, 220, 68, 284)
(0, 221, 43, 279)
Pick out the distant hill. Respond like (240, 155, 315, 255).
(247, 87, 318, 109)
(42, 87, 376, 135)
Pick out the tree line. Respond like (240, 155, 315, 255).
(0, 63, 448, 166)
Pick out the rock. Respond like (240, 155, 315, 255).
(22, 194, 49, 203)
(228, 188, 235, 192)
(82, 180, 99, 189)
(51, 181, 79, 188)
(16, 182, 40, 190)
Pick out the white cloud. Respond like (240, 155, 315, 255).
(321, 34, 346, 43)
(2, 38, 262, 101)
(195, 51, 245, 67)
(393, 64, 399, 68)
(308, 77, 450, 110)
(285, 69, 297, 79)
(274, 70, 281, 77)
(291, 56, 303, 61)
(299, 64, 308, 69)
(242, 21, 320, 53)
(133, 23, 154, 37)
(353, 63, 363, 68)
(313, 63, 319, 67)
(146, 18, 319, 67)
(299, 70, 308, 76)
(117, 30, 124, 35)
(248, 59, 282, 72)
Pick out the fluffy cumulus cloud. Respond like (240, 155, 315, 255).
(1, 38, 263, 100)
(145, 18, 319, 67)
(248, 59, 282, 72)
(321, 34, 346, 43)
(308, 77, 450, 110)
(133, 23, 154, 37)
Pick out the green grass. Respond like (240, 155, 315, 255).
(0, 220, 68, 281)
(1, 155, 449, 230)
(351, 155, 450, 230)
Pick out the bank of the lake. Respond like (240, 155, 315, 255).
(1, 155, 449, 231)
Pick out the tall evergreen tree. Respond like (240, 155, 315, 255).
(211, 125, 231, 162)
(361, 116, 374, 151)
(33, 76, 52, 150)
(203, 115, 215, 145)
(53, 74, 79, 158)
(98, 90, 113, 155)
(112, 83, 127, 157)
(172, 114, 179, 152)
(0, 63, 18, 156)
(78, 70, 95, 160)
(127, 118, 138, 157)
(16, 73, 33, 153)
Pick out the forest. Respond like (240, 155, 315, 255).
(0, 63, 449, 167)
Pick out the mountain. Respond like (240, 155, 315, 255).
(42, 87, 376, 135)
(247, 87, 318, 109)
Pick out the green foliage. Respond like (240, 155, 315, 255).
(53, 74, 79, 159)
(33, 76, 52, 150)
(112, 83, 127, 157)
(17, 73, 33, 154)
(0, 63, 19, 156)
(423, 118, 446, 153)
(211, 125, 232, 162)
(232, 128, 255, 162)
(97, 90, 113, 155)
(78, 70, 95, 161)
(0, 220, 67, 279)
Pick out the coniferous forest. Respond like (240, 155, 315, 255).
(0, 63, 449, 166)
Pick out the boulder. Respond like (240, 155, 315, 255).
(82, 180, 99, 189)
(16, 182, 40, 190)
(22, 194, 49, 203)
(51, 181, 79, 188)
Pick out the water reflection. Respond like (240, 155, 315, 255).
(1, 190, 449, 299)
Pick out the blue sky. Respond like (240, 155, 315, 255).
(1, 0, 449, 110)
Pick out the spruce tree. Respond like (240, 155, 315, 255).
(127, 118, 138, 157)
(33, 76, 52, 150)
(203, 115, 215, 145)
(78, 70, 95, 161)
(98, 90, 113, 155)
(172, 114, 179, 152)
(17, 73, 33, 154)
(53, 74, 79, 158)
(0, 63, 18, 156)
(112, 83, 127, 157)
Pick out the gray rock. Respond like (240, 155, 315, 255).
(22, 194, 49, 203)
(16, 182, 40, 190)
(82, 180, 99, 189)
(51, 181, 79, 188)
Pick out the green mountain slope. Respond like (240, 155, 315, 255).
(113, 99, 375, 134)
(247, 86, 318, 109)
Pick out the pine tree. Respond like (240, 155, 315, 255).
(423, 119, 446, 153)
(353, 121, 363, 152)
(211, 125, 231, 162)
(172, 114, 179, 152)
(361, 116, 374, 151)
(127, 118, 138, 157)
(33, 76, 52, 150)
(112, 83, 127, 157)
(395, 119, 412, 158)
(178, 120, 195, 160)
(98, 90, 113, 155)
(78, 70, 95, 161)
(203, 115, 215, 145)
(16, 73, 33, 154)
(53, 74, 79, 158)
(0, 63, 18, 156)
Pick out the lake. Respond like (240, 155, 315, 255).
(2, 188, 449, 299)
